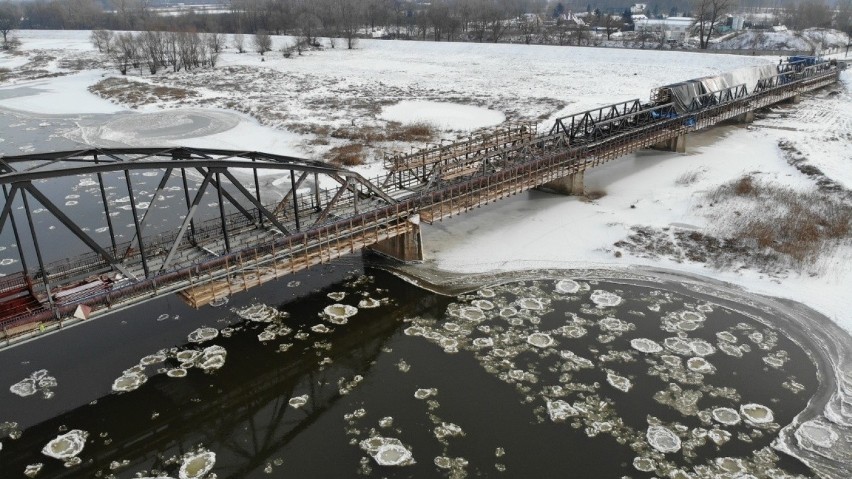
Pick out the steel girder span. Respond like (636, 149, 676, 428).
(0, 147, 396, 329)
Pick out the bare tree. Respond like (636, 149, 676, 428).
(206, 32, 227, 54)
(109, 32, 137, 75)
(140, 30, 164, 74)
(233, 33, 245, 53)
(335, 0, 362, 49)
(90, 29, 114, 54)
(692, 0, 732, 49)
(253, 30, 272, 56)
(0, 2, 19, 50)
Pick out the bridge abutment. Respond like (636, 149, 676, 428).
(368, 215, 424, 263)
(787, 94, 801, 104)
(540, 171, 585, 196)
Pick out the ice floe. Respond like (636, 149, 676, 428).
(526, 332, 554, 348)
(606, 372, 632, 392)
(590, 290, 622, 308)
(288, 394, 308, 408)
(323, 304, 358, 325)
(179, 450, 216, 479)
(187, 327, 219, 344)
(740, 403, 774, 425)
(10, 369, 58, 399)
(555, 279, 580, 294)
(712, 407, 742, 425)
(646, 425, 681, 453)
(546, 400, 578, 422)
(359, 437, 415, 466)
(631, 338, 663, 353)
(112, 371, 147, 393)
(42, 429, 87, 461)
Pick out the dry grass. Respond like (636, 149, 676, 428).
(675, 169, 702, 186)
(327, 144, 364, 166)
(89, 77, 197, 107)
(331, 121, 437, 145)
(707, 175, 851, 264)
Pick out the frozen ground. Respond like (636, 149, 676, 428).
(1, 30, 851, 477)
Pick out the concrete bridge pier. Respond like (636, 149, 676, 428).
(540, 171, 585, 196)
(652, 133, 687, 153)
(368, 215, 424, 263)
(735, 110, 755, 123)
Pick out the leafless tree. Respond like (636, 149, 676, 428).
(206, 32, 227, 54)
(109, 32, 137, 75)
(140, 30, 165, 73)
(253, 30, 272, 56)
(233, 33, 246, 53)
(90, 29, 114, 54)
(0, 2, 19, 49)
(692, 0, 733, 49)
(335, 0, 362, 49)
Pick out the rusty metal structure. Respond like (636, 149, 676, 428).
(0, 59, 842, 345)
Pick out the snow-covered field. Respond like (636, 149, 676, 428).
(2, 29, 852, 479)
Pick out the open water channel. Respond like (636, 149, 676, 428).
(0, 106, 847, 479)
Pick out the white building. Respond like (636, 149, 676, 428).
(630, 3, 648, 14)
(633, 17, 695, 43)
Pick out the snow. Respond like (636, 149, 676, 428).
(0, 70, 126, 114)
(0, 53, 29, 70)
(379, 100, 504, 130)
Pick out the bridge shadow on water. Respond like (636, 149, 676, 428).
(0, 267, 450, 478)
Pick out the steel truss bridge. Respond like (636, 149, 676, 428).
(0, 60, 841, 344)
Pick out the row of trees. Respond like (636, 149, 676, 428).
(92, 29, 225, 74)
(1, 0, 850, 51)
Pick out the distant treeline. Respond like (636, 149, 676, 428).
(1, 0, 850, 42)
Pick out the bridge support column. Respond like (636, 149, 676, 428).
(652, 134, 686, 153)
(369, 215, 424, 263)
(541, 171, 584, 196)
(735, 110, 755, 123)
(788, 94, 800, 104)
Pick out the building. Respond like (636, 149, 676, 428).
(630, 3, 648, 14)
(633, 17, 695, 43)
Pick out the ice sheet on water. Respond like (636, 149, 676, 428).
(323, 304, 358, 324)
(712, 407, 742, 425)
(555, 279, 580, 294)
(358, 298, 381, 309)
(10, 369, 57, 399)
(236, 304, 281, 323)
(359, 437, 415, 466)
(631, 338, 663, 353)
(414, 388, 437, 400)
(740, 403, 774, 425)
(646, 425, 681, 453)
(288, 394, 308, 408)
(795, 420, 839, 448)
(112, 371, 147, 393)
(606, 372, 632, 392)
(327, 292, 346, 301)
(546, 400, 578, 422)
(179, 450, 216, 479)
(686, 357, 716, 374)
(527, 332, 554, 348)
(42, 429, 87, 460)
(590, 290, 622, 308)
(24, 463, 43, 478)
(187, 327, 219, 344)
(471, 299, 494, 310)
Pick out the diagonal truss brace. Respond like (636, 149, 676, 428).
(20, 183, 135, 280)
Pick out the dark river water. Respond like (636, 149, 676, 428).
(0, 106, 823, 479)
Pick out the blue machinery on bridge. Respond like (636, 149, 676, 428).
(0, 57, 843, 344)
